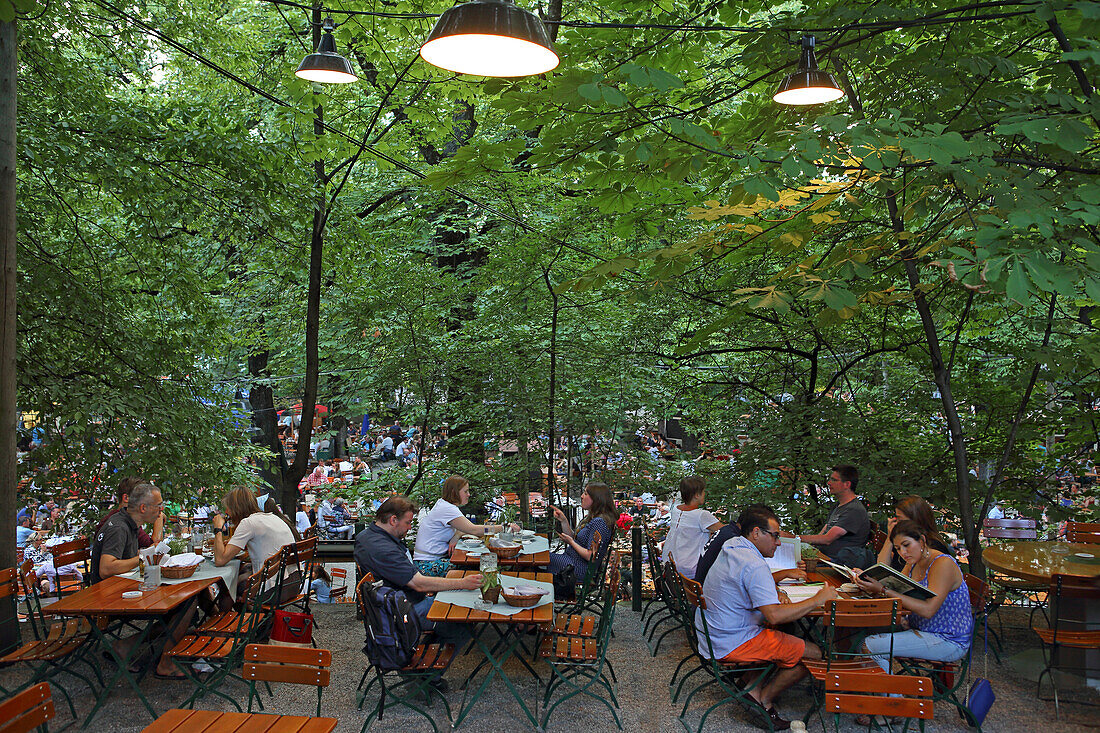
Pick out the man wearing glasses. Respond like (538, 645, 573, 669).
(699, 505, 836, 730)
(91, 480, 198, 679)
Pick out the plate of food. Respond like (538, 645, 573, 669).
(838, 582, 862, 594)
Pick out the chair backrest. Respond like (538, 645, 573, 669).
(869, 529, 888, 553)
(51, 537, 91, 581)
(982, 517, 1037, 539)
(824, 598, 899, 628)
(680, 574, 705, 610)
(330, 567, 348, 588)
(1065, 521, 1100, 544)
(824, 672, 933, 721)
(0, 682, 55, 733)
(243, 643, 331, 685)
(0, 567, 23, 655)
(243, 643, 331, 716)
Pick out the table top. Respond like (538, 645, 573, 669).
(983, 541, 1100, 583)
(450, 542, 551, 568)
(44, 575, 217, 616)
(427, 570, 554, 625)
(142, 708, 338, 733)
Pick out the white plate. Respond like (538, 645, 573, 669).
(1074, 552, 1095, 559)
(839, 583, 861, 593)
(122, 591, 143, 600)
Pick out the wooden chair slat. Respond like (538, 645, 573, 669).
(245, 644, 331, 666)
(139, 708, 198, 733)
(825, 672, 933, 695)
(825, 692, 934, 719)
(243, 663, 330, 687)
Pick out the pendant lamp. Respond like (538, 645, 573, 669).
(296, 17, 358, 84)
(420, 0, 559, 77)
(773, 35, 844, 105)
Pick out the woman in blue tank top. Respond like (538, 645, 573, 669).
(857, 519, 973, 674)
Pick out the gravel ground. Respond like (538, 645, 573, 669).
(3, 601, 1097, 732)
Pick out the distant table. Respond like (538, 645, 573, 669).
(142, 708, 337, 733)
(983, 541, 1100, 583)
(46, 574, 226, 727)
(428, 570, 554, 729)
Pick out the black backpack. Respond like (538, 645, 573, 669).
(362, 582, 421, 670)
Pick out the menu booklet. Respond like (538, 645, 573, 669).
(819, 558, 936, 600)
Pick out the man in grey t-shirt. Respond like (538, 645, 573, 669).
(799, 464, 871, 567)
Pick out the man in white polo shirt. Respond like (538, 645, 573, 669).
(699, 505, 836, 731)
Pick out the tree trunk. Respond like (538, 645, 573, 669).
(248, 344, 289, 496)
(0, 18, 17, 653)
(888, 190, 978, 573)
(284, 4, 325, 515)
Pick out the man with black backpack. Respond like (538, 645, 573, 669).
(355, 495, 482, 644)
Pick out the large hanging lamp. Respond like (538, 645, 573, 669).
(420, 0, 559, 77)
(296, 17, 358, 84)
(773, 35, 844, 105)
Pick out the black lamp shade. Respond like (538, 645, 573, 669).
(296, 25, 357, 83)
(773, 37, 844, 105)
(420, 0, 559, 77)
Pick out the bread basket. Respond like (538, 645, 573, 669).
(490, 541, 522, 559)
(501, 587, 543, 607)
(161, 563, 199, 579)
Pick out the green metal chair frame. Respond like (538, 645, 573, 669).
(541, 557, 622, 730)
(356, 575, 455, 733)
(677, 573, 778, 733)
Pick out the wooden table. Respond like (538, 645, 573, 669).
(46, 574, 225, 727)
(983, 540, 1100, 583)
(427, 570, 553, 729)
(142, 708, 337, 733)
(449, 542, 551, 569)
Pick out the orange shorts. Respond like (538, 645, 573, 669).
(720, 629, 806, 669)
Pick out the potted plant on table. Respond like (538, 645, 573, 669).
(801, 544, 820, 573)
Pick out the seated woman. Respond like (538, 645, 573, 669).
(549, 482, 617, 583)
(211, 487, 296, 573)
(662, 476, 724, 580)
(310, 565, 333, 603)
(412, 475, 517, 576)
(857, 520, 973, 675)
(877, 496, 951, 570)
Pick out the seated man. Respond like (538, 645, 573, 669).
(328, 497, 355, 539)
(354, 496, 481, 643)
(700, 505, 836, 731)
(91, 481, 197, 679)
(96, 476, 163, 549)
(798, 464, 872, 568)
(16, 516, 34, 549)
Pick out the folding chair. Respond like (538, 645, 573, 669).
(0, 682, 55, 733)
(982, 518, 1047, 622)
(895, 652, 979, 730)
(356, 575, 456, 733)
(0, 566, 100, 721)
(540, 554, 622, 730)
(243, 643, 331, 716)
(822, 672, 934, 732)
(677, 574, 778, 733)
(1034, 572, 1100, 720)
(166, 556, 281, 710)
(804, 598, 900, 681)
(267, 536, 318, 619)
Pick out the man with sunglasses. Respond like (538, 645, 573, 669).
(699, 505, 836, 730)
